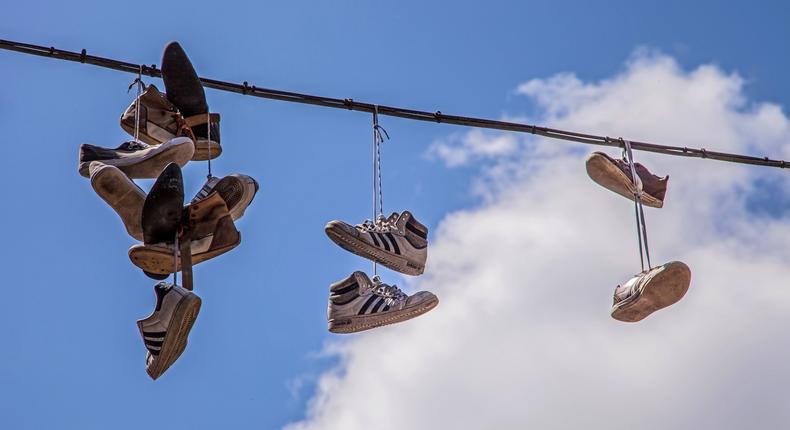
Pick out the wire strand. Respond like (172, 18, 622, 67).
(2, 38, 789, 171)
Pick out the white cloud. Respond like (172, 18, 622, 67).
(428, 129, 520, 167)
(286, 52, 790, 430)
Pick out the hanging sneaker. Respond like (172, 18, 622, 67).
(328, 271, 438, 333)
(137, 282, 201, 380)
(190, 174, 259, 221)
(611, 261, 691, 322)
(120, 84, 189, 146)
(78, 137, 194, 179)
(142, 163, 185, 245)
(129, 215, 241, 276)
(161, 41, 221, 161)
(325, 211, 428, 276)
(585, 152, 668, 208)
(89, 161, 145, 241)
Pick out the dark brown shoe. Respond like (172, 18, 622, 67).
(586, 152, 668, 208)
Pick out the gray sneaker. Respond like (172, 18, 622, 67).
(611, 261, 691, 322)
(78, 137, 194, 179)
(325, 211, 428, 276)
(191, 174, 259, 221)
(137, 282, 201, 380)
(328, 271, 438, 333)
(88, 161, 145, 241)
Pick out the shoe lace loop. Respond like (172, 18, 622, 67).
(371, 276, 407, 305)
(358, 215, 397, 233)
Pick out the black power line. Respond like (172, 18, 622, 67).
(1, 38, 788, 170)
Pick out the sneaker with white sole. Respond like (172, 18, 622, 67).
(89, 161, 145, 241)
(78, 137, 194, 179)
(190, 174, 259, 221)
(611, 261, 691, 322)
(328, 271, 438, 333)
(137, 282, 201, 380)
(325, 211, 428, 276)
(586, 151, 668, 208)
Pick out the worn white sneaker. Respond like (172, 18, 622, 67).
(88, 161, 145, 241)
(137, 282, 201, 380)
(78, 137, 194, 179)
(611, 261, 691, 322)
(328, 271, 438, 333)
(325, 211, 428, 276)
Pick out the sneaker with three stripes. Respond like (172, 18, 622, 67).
(137, 282, 201, 380)
(327, 271, 438, 333)
(325, 211, 428, 275)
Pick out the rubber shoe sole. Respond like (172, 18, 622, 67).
(142, 163, 184, 244)
(611, 261, 691, 323)
(128, 233, 241, 275)
(325, 222, 424, 276)
(140, 293, 201, 380)
(586, 153, 663, 208)
(329, 294, 438, 333)
(193, 140, 222, 161)
(89, 163, 145, 241)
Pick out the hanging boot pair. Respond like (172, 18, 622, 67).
(586, 142, 691, 322)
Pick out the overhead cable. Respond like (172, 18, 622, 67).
(1, 38, 788, 170)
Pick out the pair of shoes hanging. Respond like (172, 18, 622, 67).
(586, 143, 691, 323)
(323, 109, 438, 334)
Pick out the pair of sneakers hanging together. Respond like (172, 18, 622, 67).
(79, 42, 258, 379)
(586, 141, 691, 323)
(323, 109, 438, 334)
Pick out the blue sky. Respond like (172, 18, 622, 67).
(2, 1, 790, 429)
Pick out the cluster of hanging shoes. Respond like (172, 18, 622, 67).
(78, 42, 258, 379)
(75, 41, 695, 378)
(586, 140, 692, 323)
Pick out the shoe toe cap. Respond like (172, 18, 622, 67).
(407, 291, 438, 307)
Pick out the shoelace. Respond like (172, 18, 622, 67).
(371, 276, 408, 307)
(358, 215, 397, 233)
